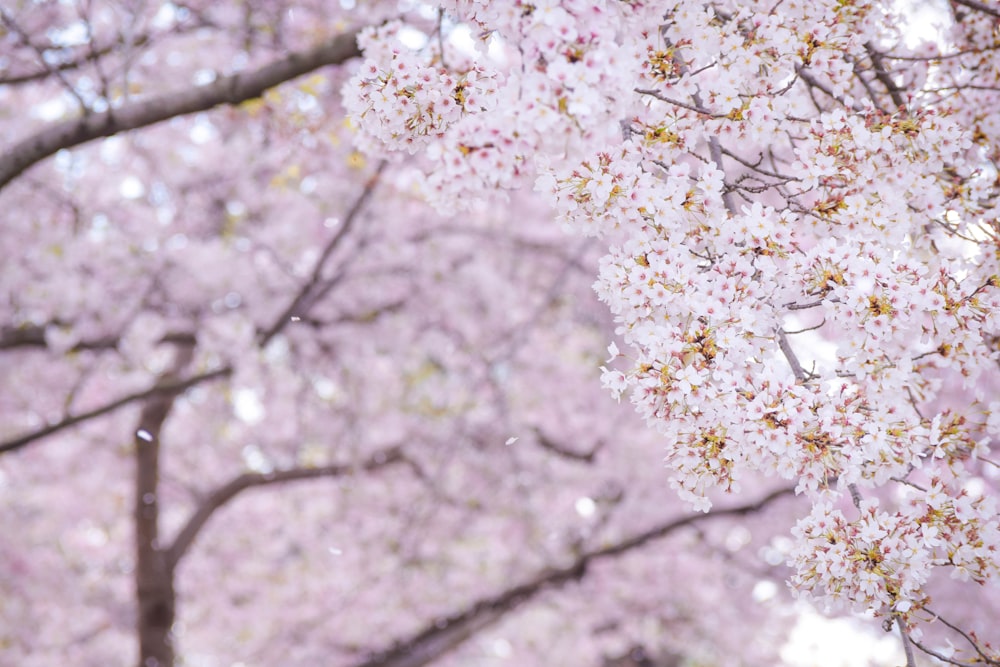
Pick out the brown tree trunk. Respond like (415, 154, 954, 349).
(134, 393, 175, 667)
(133, 349, 191, 667)
(135, 403, 175, 667)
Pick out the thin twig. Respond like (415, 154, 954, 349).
(925, 606, 1000, 665)
(865, 42, 907, 109)
(0, 8, 90, 111)
(634, 88, 729, 118)
(258, 161, 387, 346)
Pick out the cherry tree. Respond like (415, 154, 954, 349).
(0, 3, 799, 667)
(344, 0, 1000, 660)
(351, 0, 1000, 657)
(1, 1, 999, 667)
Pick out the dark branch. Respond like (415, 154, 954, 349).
(0, 367, 231, 455)
(133, 346, 193, 667)
(795, 67, 863, 112)
(588, 485, 795, 558)
(0, 30, 362, 190)
(352, 486, 796, 667)
(923, 607, 1000, 666)
(165, 446, 408, 570)
(776, 329, 807, 382)
(951, 0, 1000, 18)
(864, 43, 907, 109)
(0, 9, 91, 110)
(0, 324, 195, 352)
(896, 615, 918, 667)
(532, 427, 600, 463)
(258, 161, 387, 346)
(719, 147, 801, 182)
(633, 88, 729, 118)
(910, 637, 1000, 667)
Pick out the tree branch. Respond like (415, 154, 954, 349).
(0, 366, 231, 455)
(776, 329, 807, 382)
(896, 615, 918, 667)
(795, 66, 864, 112)
(257, 160, 387, 346)
(0, 37, 142, 86)
(532, 426, 601, 463)
(719, 147, 801, 182)
(923, 607, 1000, 666)
(164, 446, 408, 570)
(910, 636, 1000, 667)
(864, 43, 907, 110)
(0, 324, 195, 352)
(352, 486, 795, 667)
(0, 9, 90, 111)
(0, 29, 362, 191)
(633, 88, 728, 119)
(0, 155, 381, 454)
(950, 0, 1000, 18)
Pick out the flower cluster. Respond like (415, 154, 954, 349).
(789, 499, 933, 616)
(343, 23, 501, 155)
(790, 483, 1000, 623)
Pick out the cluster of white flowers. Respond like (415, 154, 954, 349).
(348, 0, 1000, 632)
(790, 484, 1000, 625)
(343, 23, 501, 155)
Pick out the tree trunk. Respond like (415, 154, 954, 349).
(133, 348, 191, 667)
(134, 391, 176, 667)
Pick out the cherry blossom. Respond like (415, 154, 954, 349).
(3, 1, 1000, 666)
(341, 0, 1000, 661)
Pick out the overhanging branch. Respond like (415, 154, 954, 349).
(0, 30, 362, 190)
